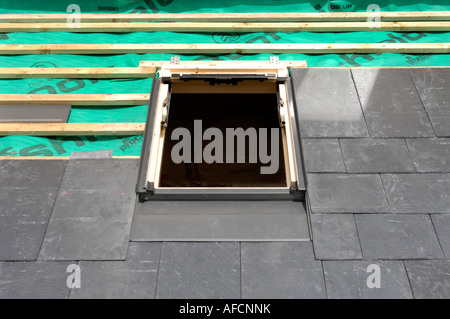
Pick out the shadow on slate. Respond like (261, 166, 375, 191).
(0, 160, 67, 261)
(352, 68, 435, 138)
(39, 159, 139, 261)
(409, 68, 450, 137)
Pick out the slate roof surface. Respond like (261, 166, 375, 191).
(0, 68, 449, 299)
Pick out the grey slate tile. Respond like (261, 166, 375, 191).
(340, 138, 415, 173)
(381, 173, 450, 213)
(0, 262, 71, 299)
(311, 214, 362, 260)
(323, 261, 413, 299)
(291, 68, 369, 138)
(0, 104, 71, 123)
(126, 241, 162, 262)
(409, 68, 450, 137)
(132, 201, 309, 241)
(0, 189, 59, 261)
(45, 189, 136, 220)
(39, 159, 139, 261)
(57, 159, 138, 196)
(133, 200, 304, 215)
(132, 213, 309, 241)
(406, 138, 450, 173)
(352, 69, 435, 138)
(308, 174, 389, 213)
(355, 214, 443, 260)
(431, 215, 450, 258)
(157, 242, 240, 299)
(0, 160, 67, 261)
(405, 260, 450, 299)
(39, 218, 133, 261)
(302, 139, 346, 173)
(0, 187, 59, 220)
(0, 216, 48, 261)
(70, 243, 161, 299)
(241, 242, 326, 299)
(0, 160, 67, 188)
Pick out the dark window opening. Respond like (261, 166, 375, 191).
(159, 93, 287, 187)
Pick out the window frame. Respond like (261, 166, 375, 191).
(137, 63, 306, 202)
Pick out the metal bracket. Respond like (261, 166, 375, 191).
(170, 56, 181, 65)
(279, 99, 286, 127)
(172, 74, 277, 82)
(270, 56, 280, 65)
(161, 103, 168, 127)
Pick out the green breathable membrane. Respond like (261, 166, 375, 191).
(0, 0, 449, 157)
(0, 0, 449, 13)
